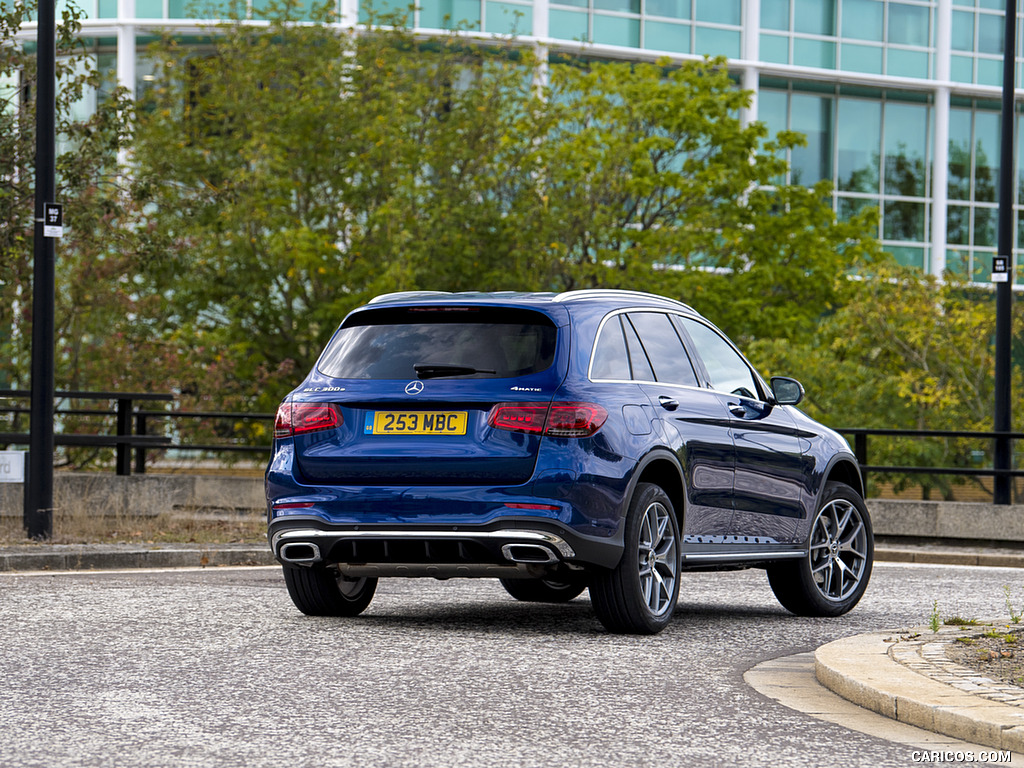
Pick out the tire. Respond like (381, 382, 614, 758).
(589, 483, 681, 634)
(282, 565, 377, 617)
(499, 577, 587, 603)
(767, 481, 873, 617)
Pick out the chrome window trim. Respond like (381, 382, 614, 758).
(588, 309, 779, 407)
(674, 316, 774, 404)
(587, 308, 704, 386)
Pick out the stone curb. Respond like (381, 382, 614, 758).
(0, 545, 276, 572)
(816, 628, 1024, 753)
(876, 548, 1024, 569)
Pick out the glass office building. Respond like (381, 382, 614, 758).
(19, 0, 1024, 280)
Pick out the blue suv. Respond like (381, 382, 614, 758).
(267, 290, 872, 634)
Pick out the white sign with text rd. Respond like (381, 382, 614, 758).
(0, 451, 25, 483)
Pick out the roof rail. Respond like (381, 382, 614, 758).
(367, 291, 453, 305)
(553, 289, 695, 313)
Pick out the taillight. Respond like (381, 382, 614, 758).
(488, 403, 549, 434)
(273, 402, 342, 438)
(545, 402, 609, 437)
(487, 402, 607, 438)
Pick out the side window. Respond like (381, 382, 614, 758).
(627, 312, 699, 387)
(591, 317, 631, 380)
(622, 316, 656, 381)
(678, 318, 761, 400)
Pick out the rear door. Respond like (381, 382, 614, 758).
(594, 311, 736, 536)
(292, 304, 566, 486)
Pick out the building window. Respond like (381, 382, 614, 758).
(950, 2, 1024, 86)
(762, 0, 933, 79)
(946, 101, 1003, 281)
(419, 0, 483, 30)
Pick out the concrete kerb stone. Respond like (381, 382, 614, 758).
(0, 544, 276, 572)
(815, 627, 1024, 753)
(875, 548, 1024, 568)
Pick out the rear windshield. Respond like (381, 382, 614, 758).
(317, 306, 558, 380)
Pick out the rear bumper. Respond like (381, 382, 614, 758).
(268, 515, 623, 573)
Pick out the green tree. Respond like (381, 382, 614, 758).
(0, 1, 154, 466)
(749, 263, 1021, 499)
(513, 58, 881, 345)
(131, 5, 557, 409)
(131, 8, 880, 410)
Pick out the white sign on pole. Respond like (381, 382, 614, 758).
(0, 451, 26, 483)
(43, 202, 63, 238)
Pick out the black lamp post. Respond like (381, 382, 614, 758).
(24, 0, 57, 538)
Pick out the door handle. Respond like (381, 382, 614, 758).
(658, 395, 679, 411)
(729, 404, 747, 417)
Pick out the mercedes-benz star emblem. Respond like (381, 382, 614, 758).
(405, 381, 424, 395)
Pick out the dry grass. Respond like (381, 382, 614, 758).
(0, 465, 269, 545)
(0, 510, 267, 545)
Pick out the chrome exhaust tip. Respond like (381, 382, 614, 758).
(279, 542, 322, 566)
(501, 543, 559, 564)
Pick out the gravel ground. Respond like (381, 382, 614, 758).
(944, 624, 1024, 687)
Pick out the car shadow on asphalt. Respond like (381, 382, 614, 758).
(301, 597, 796, 638)
(356, 599, 601, 635)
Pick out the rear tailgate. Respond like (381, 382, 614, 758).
(288, 303, 567, 486)
(294, 386, 551, 485)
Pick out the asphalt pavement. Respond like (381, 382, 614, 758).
(4, 537, 1024, 761)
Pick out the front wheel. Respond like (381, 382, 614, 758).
(589, 483, 681, 634)
(282, 565, 377, 617)
(767, 481, 873, 617)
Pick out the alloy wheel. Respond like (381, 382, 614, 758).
(808, 498, 870, 602)
(636, 500, 678, 617)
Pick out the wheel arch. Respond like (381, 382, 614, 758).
(629, 449, 687, 529)
(823, 456, 864, 500)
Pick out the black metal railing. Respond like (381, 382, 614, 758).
(0, 390, 274, 475)
(839, 428, 1024, 485)
(3, 390, 1024, 495)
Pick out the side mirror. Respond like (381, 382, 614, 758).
(770, 376, 804, 406)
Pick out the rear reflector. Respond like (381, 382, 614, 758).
(274, 402, 342, 438)
(487, 402, 608, 438)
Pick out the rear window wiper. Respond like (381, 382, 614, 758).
(414, 363, 497, 379)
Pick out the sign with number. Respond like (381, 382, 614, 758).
(43, 203, 63, 238)
(993, 255, 1010, 283)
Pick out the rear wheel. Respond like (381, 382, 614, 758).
(767, 481, 873, 616)
(589, 483, 680, 634)
(282, 565, 377, 617)
(499, 577, 587, 603)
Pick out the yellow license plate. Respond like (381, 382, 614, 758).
(365, 411, 468, 436)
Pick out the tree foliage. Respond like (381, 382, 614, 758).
(129, 5, 880, 410)
(1, 0, 129, 392)
(4, 3, 1020, 494)
(0, 1, 162, 466)
(749, 263, 1023, 499)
